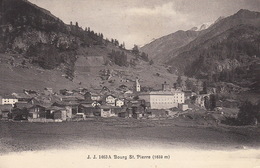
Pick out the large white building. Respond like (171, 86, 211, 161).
(0, 96, 18, 106)
(139, 90, 185, 109)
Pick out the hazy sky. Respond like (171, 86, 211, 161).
(29, 0, 260, 48)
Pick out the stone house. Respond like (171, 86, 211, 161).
(115, 99, 124, 107)
(53, 109, 67, 121)
(178, 104, 189, 111)
(27, 105, 47, 119)
(99, 105, 112, 117)
(52, 102, 74, 118)
(105, 95, 116, 106)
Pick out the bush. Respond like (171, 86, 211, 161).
(237, 101, 259, 125)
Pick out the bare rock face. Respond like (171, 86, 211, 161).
(0, 0, 104, 74)
(11, 29, 80, 53)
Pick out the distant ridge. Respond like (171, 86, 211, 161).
(141, 9, 260, 91)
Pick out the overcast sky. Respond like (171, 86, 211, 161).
(29, 0, 260, 49)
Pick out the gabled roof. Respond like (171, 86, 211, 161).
(28, 104, 46, 109)
(12, 93, 33, 99)
(46, 106, 66, 111)
(124, 90, 133, 94)
(80, 104, 94, 108)
(119, 84, 127, 88)
(52, 101, 79, 106)
(61, 96, 83, 101)
(106, 95, 116, 98)
(99, 105, 120, 109)
(14, 102, 33, 109)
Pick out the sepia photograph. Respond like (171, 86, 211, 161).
(0, 0, 260, 167)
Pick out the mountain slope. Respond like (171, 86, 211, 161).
(141, 9, 260, 92)
(140, 30, 199, 62)
(166, 9, 260, 91)
(141, 9, 260, 64)
(172, 9, 260, 61)
(0, 0, 177, 94)
(0, 0, 98, 72)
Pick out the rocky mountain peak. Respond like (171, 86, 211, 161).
(191, 22, 213, 31)
(234, 9, 260, 18)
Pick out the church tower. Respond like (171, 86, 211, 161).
(135, 78, 141, 92)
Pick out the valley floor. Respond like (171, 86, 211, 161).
(0, 117, 259, 154)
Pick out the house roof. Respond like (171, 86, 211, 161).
(90, 92, 101, 96)
(46, 106, 65, 111)
(84, 92, 102, 97)
(61, 96, 84, 102)
(14, 102, 33, 109)
(28, 104, 46, 109)
(99, 105, 120, 109)
(79, 100, 97, 104)
(119, 85, 127, 88)
(80, 104, 94, 108)
(140, 90, 184, 96)
(99, 105, 111, 109)
(30, 103, 52, 108)
(124, 90, 133, 94)
(106, 95, 116, 98)
(53, 101, 79, 106)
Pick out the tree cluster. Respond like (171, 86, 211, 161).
(178, 25, 260, 84)
(237, 101, 260, 125)
(109, 50, 128, 66)
(132, 45, 149, 62)
(176, 75, 182, 88)
(185, 78, 198, 93)
(110, 39, 125, 49)
(27, 43, 77, 72)
(204, 94, 217, 111)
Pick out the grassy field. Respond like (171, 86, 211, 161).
(0, 117, 259, 154)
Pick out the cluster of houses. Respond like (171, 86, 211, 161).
(0, 79, 197, 122)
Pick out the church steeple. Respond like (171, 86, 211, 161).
(135, 77, 141, 92)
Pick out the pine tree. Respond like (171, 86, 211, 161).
(203, 81, 208, 94)
(132, 45, 139, 55)
(176, 75, 182, 87)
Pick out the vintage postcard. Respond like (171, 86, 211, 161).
(0, 0, 259, 167)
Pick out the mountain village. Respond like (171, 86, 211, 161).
(0, 77, 222, 122)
